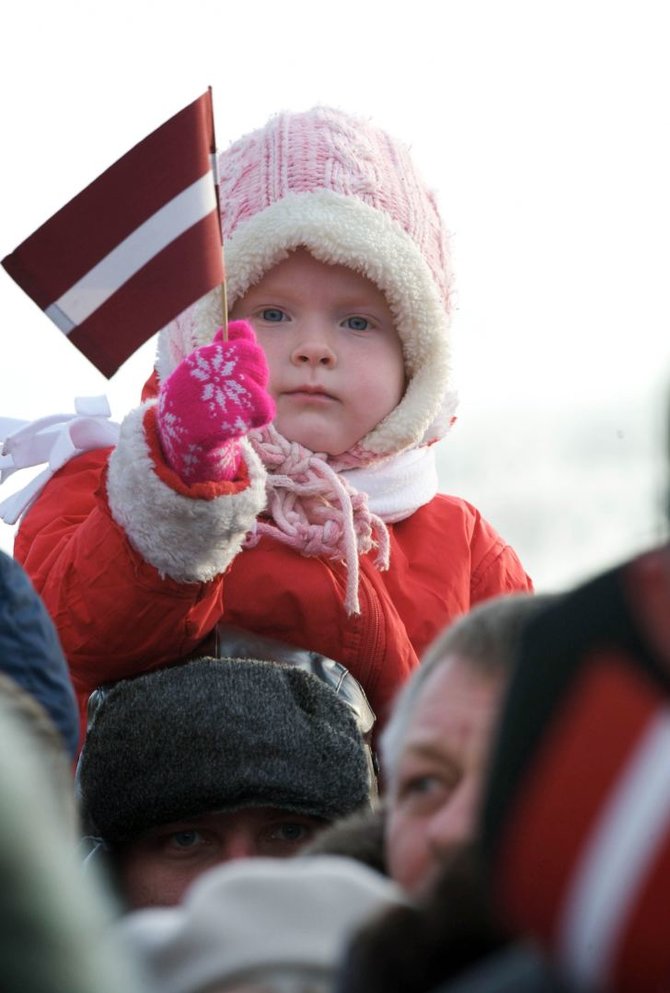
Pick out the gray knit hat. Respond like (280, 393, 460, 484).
(77, 657, 372, 845)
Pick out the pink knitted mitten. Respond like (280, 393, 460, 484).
(156, 320, 275, 484)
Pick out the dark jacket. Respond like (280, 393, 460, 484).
(0, 550, 79, 758)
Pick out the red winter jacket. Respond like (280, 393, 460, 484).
(15, 405, 532, 742)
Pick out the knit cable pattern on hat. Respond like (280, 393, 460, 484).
(245, 424, 390, 615)
(155, 107, 453, 461)
(219, 107, 451, 309)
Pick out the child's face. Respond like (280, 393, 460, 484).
(229, 249, 406, 456)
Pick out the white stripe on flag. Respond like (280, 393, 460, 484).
(44, 172, 218, 333)
(558, 709, 670, 989)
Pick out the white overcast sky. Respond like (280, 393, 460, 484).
(1, 0, 669, 590)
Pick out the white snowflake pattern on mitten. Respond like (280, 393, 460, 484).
(156, 321, 275, 484)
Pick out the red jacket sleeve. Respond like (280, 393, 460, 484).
(469, 508, 534, 602)
(14, 403, 268, 705)
(14, 449, 226, 698)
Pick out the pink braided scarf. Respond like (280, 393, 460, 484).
(245, 424, 390, 615)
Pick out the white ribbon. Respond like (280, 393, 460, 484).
(0, 396, 120, 525)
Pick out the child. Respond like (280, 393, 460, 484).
(13, 107, 532, 733)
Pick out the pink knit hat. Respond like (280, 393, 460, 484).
(157, 107, 455, 459)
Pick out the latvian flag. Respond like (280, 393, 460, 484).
(2, 90, 224, 378)
(482, 547, 670, 993)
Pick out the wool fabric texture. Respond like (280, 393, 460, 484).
(156, 106, 454, 460)
(153, 107, 456, 613)
(243, 424, 390, 614)
(118, 856, 407, 993)
(77, 657, 371, 845)
(157, 321, 274, 483)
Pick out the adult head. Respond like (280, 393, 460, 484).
(382, 593, 556, 896)
(77, 656, 372, 908)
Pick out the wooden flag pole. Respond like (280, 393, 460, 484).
(219, 280, 229, 342)
(208, 85, 228, 343)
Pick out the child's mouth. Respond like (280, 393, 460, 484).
(284, 388, 337, 403)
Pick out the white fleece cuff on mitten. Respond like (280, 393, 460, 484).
(107, 403, 267, 583)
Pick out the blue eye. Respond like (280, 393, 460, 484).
(343, 316, 370, 331)
(406, 775, 440, 795)
(274, 822, 308, 841)
(397, 773, 453, 807)
(260, 308, 286, 323)
(170, 830, 202, 849)
(264, 821, 314, 845)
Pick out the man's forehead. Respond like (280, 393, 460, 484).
(406, 656, 505, 738)
(416, 652, 498, 699)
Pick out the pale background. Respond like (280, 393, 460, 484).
(2, 0, 669, 591)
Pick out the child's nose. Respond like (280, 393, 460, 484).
(291, 332, 337, 367)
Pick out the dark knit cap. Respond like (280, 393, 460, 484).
(77, 657, 372, 845)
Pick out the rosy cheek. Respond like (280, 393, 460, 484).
(255, 340, 279, 385)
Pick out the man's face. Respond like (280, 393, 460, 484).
(116, 806, 326, 908)
(385, 658, 505, 897)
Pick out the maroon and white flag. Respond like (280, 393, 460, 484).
(2, 89, 224, 377)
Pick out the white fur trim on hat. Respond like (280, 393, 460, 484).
(106, 405, 267, 583)
(156, 190, 451, 457)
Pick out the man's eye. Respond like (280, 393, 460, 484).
(343, 316, 370, 331)
(259, 308, 286, 322)
(266, 822, 313, 844)
(397, 773, 452, 807)
(405, 775, 440, 795)
(168, 830, 203, 849)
